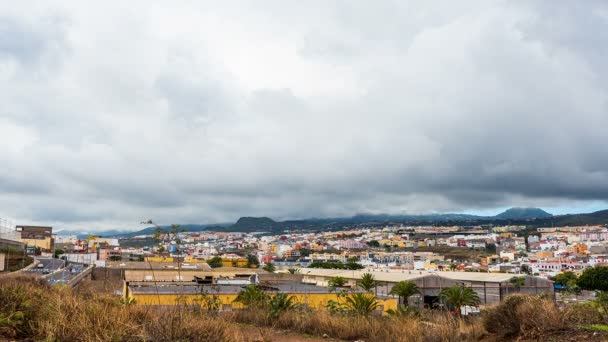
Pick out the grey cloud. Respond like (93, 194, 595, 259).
(0, 1, 608, 229)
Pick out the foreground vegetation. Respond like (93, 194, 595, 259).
(1, 276, 607, 342)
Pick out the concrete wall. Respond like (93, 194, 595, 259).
(0, 253, 5, 271)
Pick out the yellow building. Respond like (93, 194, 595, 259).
(573, 243, 588, 254)
(125, 285, 397, 314)
(123, 269, 397, 314)
(22, 237, 53, 251)
(17, 225, 53, 251)
(535, 251, 554, 259)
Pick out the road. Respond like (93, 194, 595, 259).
(23, 258, 66, 276)
(23, 258, 86, 284)
(47, 263, 85, 284)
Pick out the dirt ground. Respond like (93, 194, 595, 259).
(238, 326, 341, 342)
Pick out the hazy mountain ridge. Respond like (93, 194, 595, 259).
(53, 207, 566, 238)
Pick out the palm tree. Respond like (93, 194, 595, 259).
(343, 293, 379, 316)
(328, 276, 347, 291)
(262, 262, 276, 273)
(386, 304, 419, 318)
(439, 285, 480, 316)
(268, 293, 298, 318)
(357, 273, 377, 292)
(233, 285, 268, 307)
(389, 281, 420, 307)
(287, 268, 300, 274)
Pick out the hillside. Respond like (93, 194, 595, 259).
(494, 207, 552, 220)
(231, 217, 279, 231)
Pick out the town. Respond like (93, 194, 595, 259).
(3, 219, 607, 303)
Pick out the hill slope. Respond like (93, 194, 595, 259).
(495, 207, 552, 220)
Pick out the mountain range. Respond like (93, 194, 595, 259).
(53, 207, 587, 238)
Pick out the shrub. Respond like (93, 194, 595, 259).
(516, 297, 566, 338)
(483, 294, 567, 339)
(482, 295, 528, 337)
(564, 303, 606, 325)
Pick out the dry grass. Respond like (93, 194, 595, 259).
(482, 294, 571, 340)
(0, 276, 246, 342)
(5, 276, 600, 342)
(0, 276, 487, 342)
(231, 307, 485, 342)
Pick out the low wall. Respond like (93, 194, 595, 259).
(67, 265, 94, 287)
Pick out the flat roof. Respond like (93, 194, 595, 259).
(125, 269, 259, 282)
(299, 268, 525, 283)
(128, 282, 343, 295)
(106, 261, 212, 270)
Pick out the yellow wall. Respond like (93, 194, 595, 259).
(221, 258, 249, 267)
(131, 292, 398, 314)
(145, 256, 174, 263)
(23, 238, 52, 251)
(183, 256, 208, 263)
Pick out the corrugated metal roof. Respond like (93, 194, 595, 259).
(299, 268, 523, 283)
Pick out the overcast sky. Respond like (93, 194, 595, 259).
(1, 1, 608, 231)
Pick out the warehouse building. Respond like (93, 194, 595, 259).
(300, 268, 553, 306)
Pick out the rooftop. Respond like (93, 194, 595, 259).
(299, 268, 526, 283)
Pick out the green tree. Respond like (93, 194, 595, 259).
(577, 266, 608, 291)
(439, 285, 480, 316)
(108, 255, 122, 262)
(367, 240, 380, 247)
(343, 293, 379, 316)
(246, 254, 260, 268)
(287, 267, 300, 274)
(357, 273, 377, 292)
(309, 261, 364, 270)
(389, 281, 420, 306)
(53, 249, 65, 259)
(485, 243, 497, 254)
(263, 262, 276, 273)
(268, 293, 298, 318)
(449, 263, 457, 271)
(233, 285, 268, 307)
(552, 271, 578, 287)
(298, 248, 311, 257)
(207, 256, 223, 268)
(565, 281, 581, 295)
(344, 261, 365, 270)
(509, 276, 526, 292)
(520, 264, 531, 275)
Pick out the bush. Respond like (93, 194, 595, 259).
(482, 295, 528, 337)
(483, 294, 567, 339)
(564, 303, 606, 325)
